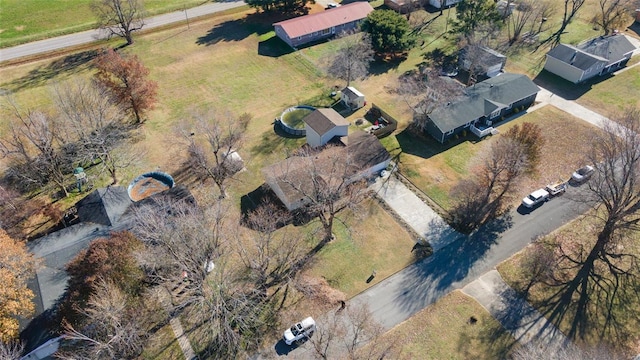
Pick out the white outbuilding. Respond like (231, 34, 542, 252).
(341, 86, 366, 110)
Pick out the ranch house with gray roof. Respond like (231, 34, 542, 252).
(423, 73, 539, 143)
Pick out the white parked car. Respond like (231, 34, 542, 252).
(283, 317, 316, 345)
(572, 165, 594, 183)
(522, 188, 550, 208)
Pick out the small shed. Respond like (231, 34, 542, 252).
(341, 86, 365, 110)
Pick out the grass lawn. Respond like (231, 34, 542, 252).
(0, 0, 209, 48)
(140, 324, 185, 360)
(575, 65, 640, 120)
(498, 215, 640, 354)
(374, 104, 601, 211)
(305, 198, 418, 298)
(372, 290, 518, 359)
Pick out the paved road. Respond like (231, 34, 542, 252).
(462, 270, 571, 349)
(0, 1, 246, 62)
(275, 187, 589, 357)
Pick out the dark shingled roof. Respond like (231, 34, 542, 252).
(547, 35, 636, 70)
(303, 108, 349, 136)
(76, 186, 132, 226)
(459, 46, 506, 69)
(429, 73, 539, 133)
(262, 131, 390, 206)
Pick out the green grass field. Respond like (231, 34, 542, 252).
(372, 291, 517, 359)
(0, 0, 207, 48)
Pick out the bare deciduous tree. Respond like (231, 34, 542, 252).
(585, 108, 640, 261)
(507, 0, 553, 46)
(504, 122, 544, 173)
(92, 0, 145, 45)
(53, 80, 141, 185)
(457, 37, 496, 85)
(133, 195, 225, 309)
(270, 145, 371, 246)
(538, 0, 586, 49)
(309, 303, 397, 360)
(57, 280, 146, 360)
(0, 98, 73, 196)
(0, 340, 24, 359)
(592, 0, 632, 35)
(327, 30, 375, 87)
(133, 196, 275, 359)
(450, 136, 529, 231)
(237, 202, 307, 297)
(398, 69, 465, 132)
(179, 110, 251, 198)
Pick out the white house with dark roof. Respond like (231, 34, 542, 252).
(543, 34, 636, 83)
(262, 131, 390, 211)
(341, 86, 365, 110)
(273, 2, 373, 48)
(423, 73, 539, 143)
(459, 45, 507, 78)
(303, 108, 349, 148)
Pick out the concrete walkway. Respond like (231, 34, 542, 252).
(0, 1, 246, 62)
(156, 287, 196, 360)
(462, 270, 571, 349)
(372, 175, 462, 252)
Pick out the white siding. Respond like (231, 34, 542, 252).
(543, 55, 585, 84)
(305, 126, 323, 148)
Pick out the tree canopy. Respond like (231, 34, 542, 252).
(92, 0, 145, 45)
(361, 10, 415, 56)
(448, 0, 502, 37)
(94, 48, 158, 124)
(0, 230, 36, 342)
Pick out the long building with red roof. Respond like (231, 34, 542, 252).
(273, 2, 374, 48)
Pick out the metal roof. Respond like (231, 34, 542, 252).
(273, 2, 374, 38)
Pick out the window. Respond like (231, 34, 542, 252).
(321, 28, 331, 35)
(446, 129, 455, 135)
(490, 109, 500, 118)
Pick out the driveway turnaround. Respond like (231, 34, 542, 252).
(0, 1, 246, 62)
(462, 270, 570, 349)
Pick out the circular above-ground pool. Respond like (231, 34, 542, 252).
(277, 105, 315, 136)
(127, 171, 175, 202)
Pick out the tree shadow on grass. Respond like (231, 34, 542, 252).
(250, 123, 305, 157)
(368, 56, 403, 76)
(196, 10, 304, 46)
(456, 310, 519, 359)
(514, 240, 640, 349)
(393, 214, 513, 318)
(3, 50, 99, 92)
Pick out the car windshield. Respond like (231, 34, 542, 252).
(528, 194, 539, 201)
(290, 324, 302, 336)
(578, 168, 588, 175)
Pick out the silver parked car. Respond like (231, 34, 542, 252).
(572, 165, 594, 182)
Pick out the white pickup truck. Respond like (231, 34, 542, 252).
(545, 181, 567, 196)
